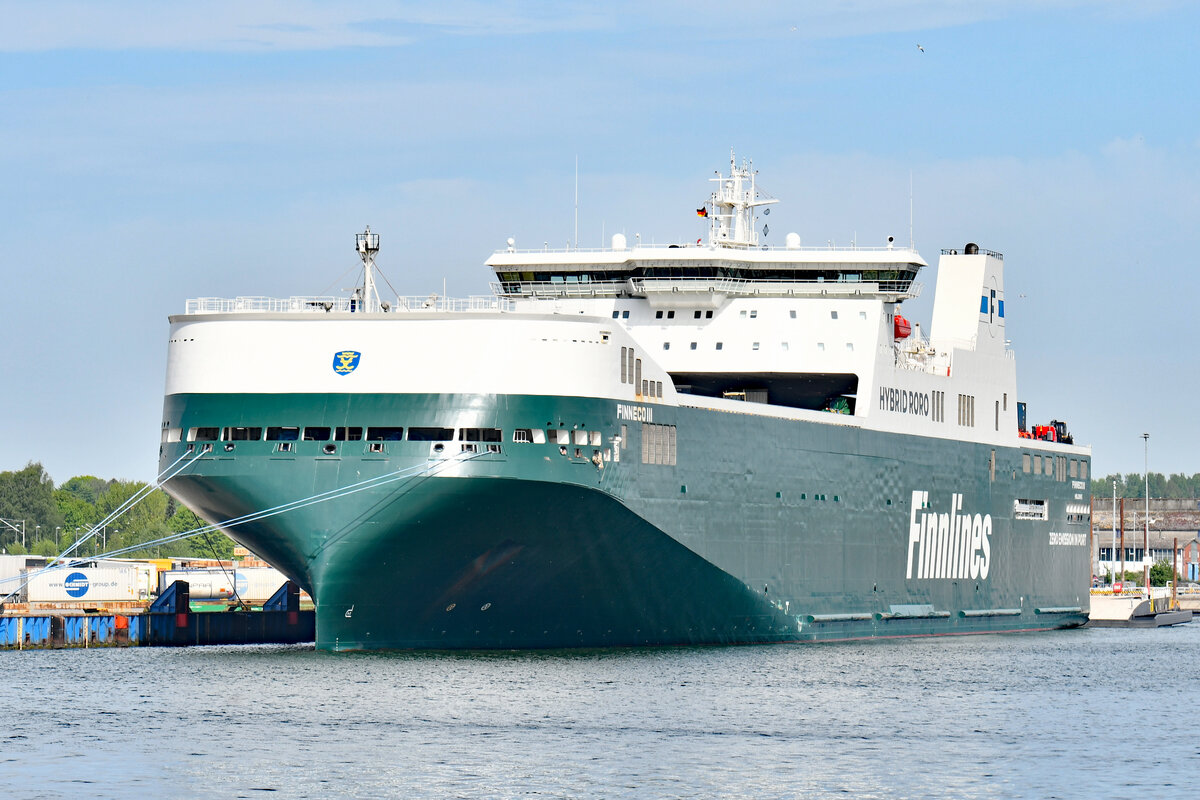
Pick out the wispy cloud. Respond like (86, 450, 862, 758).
(0, 1, 608, 52)
(0, 0, 1178, 52)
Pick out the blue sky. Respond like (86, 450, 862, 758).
(1, 0, 1197, 484)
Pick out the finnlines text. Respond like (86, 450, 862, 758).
(906, 491, 992, 580)
(879, 386, 929, 416)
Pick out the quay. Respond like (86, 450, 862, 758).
(0, 580, 314, 650)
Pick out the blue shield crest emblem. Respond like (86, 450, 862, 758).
(332, 350, 361, 375)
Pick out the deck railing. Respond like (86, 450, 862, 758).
(185, 295, 513, 315)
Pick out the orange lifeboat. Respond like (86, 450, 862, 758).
(893, 314, 911, 340)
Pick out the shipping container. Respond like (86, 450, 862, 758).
(21, 565, 142, 603)
(234, 567, 288, 602)
(157, 568, 237, 599)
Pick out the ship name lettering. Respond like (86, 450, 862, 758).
(879, 386, 929, 417)
(905, 491, 992, 581)
(617, 404, 652, 422)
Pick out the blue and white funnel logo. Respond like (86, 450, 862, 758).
(332, 350, 361, 375)
(65, 572, 89, 598)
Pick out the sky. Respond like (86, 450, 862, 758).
(1, 0, 1197, 485)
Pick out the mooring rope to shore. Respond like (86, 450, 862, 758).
(1, 449, 487, 601)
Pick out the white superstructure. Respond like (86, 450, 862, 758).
(167, 155, 1087, 461)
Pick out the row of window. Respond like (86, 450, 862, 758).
(170, 424, 620, 462)
(616, 308, 872, 322)
(653, 309, 715, 320)
(663, 340, 855, 352)
(619, 347, 664, 398)
(931, 390, 946, 423)
(501, 267, 917, 284)
(172, 426, 607, 447)
(957, 394, 975, 427)
(179, 426, 504, 443)
(1020, 453, 1088, 480)
(1098, 548, 1176, 562)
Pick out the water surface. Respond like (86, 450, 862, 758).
(3, 624, 1195, 798)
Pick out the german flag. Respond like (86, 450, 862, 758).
(696, 207, 708, 217)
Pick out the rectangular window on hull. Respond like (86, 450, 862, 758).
(223, 426, 262, 441)
(336, 426, 364, 441)
(460, 428, 502, 442)
(266, 427, 300, 441)
(188, 427, 219, 442)
(407, 427, 453, 441)
(304, 427, 331, 441)
(367, 427, 405, 441)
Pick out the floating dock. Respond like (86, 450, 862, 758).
(0, 580, 314, 650)
(1087, 590, 1193, 628)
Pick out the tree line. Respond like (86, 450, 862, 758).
(0, 462, 231, 559)
(1089, 472, 1200, 500)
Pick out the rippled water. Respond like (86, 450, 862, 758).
(2, 624, 1196, 799)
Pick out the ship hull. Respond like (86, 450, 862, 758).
(161, 391, 1090, 650)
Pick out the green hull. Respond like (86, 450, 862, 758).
(160, 392, 1090, 650)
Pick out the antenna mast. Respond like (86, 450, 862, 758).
(909, 171, 914, 250)
(355, 226, 381, 312)
(574, 156, 579, 250)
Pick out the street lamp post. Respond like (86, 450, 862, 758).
(1111, 480, 1117, 584)
(55, 526, 60, 549)
(1143, 433, 1150, 597)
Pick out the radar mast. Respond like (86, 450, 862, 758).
(706, 152, 779, 248)
(355, 227, 382, 312)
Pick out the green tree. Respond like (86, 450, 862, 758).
(58, 475, 112, 505)
(54, 488, 101, 532)
(1149, 559, 1175, 587)
(0, 463, 65, 546)
(30, 539, 58, 557)
(94, 481, 168, 552)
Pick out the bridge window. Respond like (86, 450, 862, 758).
(266, 427, 299, 441)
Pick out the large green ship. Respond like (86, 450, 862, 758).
(160, 156, 1091, 650)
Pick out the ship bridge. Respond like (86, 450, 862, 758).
(488, 153, 924, 303)
(487, 244, 925, 303)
